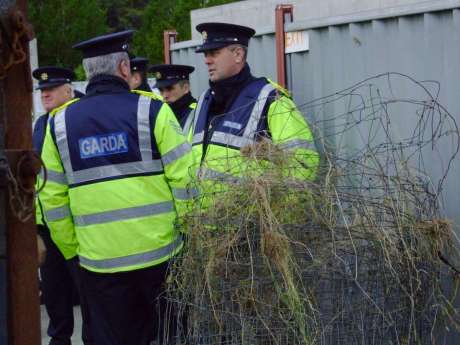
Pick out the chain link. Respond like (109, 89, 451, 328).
(1, 153, 47, 223)
(0, 10, 28, 80)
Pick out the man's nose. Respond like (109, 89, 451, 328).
(204, 54, 213, 64)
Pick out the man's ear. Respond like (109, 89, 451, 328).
(234, 46, 244, 64)
(118, 59, 131, 81)
(183, 82, 191, 93)
(65, 84, 72, 97)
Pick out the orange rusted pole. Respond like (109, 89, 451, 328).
(163, 30, 177, 64)
(275, 4, 293, 88)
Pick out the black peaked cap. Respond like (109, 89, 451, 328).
(149, 64, 195, 88)
(195, 22, 255, 53)
(32, 66, 75, 90)
(130, 56, 149, 72)
(73, 30, 134, 59)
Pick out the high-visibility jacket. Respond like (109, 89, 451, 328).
(38, 78, 193, 273)
(34, 95, 83, 228)
(32, 95, 84, 225)
(189, 77, 319, 195)
(182, 103, 196, 141)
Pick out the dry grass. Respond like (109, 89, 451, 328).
(162, 73, 460, 345)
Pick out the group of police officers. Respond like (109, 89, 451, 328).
(33, 22, 319, 345)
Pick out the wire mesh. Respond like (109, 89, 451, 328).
(160, 73, 460, 345)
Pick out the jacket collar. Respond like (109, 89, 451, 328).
(85, 74, 130, 96)
(170, 92, 195, 119)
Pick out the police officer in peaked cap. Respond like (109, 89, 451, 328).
(149, 64, 196, 134)
(33, 66, 76, 114)
(192, 22, 319, 192)
(38, 30, 193, 345)
(129, 56, 152, 92)
(32, 66, 92, 345)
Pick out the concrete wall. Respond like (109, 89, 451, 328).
(175, 0, 460, 97)
(190, 0, 448, 39)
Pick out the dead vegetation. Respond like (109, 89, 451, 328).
(163, 73, 460, 345)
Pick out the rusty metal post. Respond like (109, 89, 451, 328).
(275, 4, 293, 88)
(0, 119, 7, 345)
(163, 30, 177, 64)
(0, 0, 41, 344)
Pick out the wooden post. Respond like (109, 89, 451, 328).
(0, 0, 41, 344)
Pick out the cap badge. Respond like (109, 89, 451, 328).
(122, 43, 129, 50)
(40, 73, 48, 81)
(202, 31, 208, 41)
(155, 72, 162, 79)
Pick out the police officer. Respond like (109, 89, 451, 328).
(38, 30, 193, 345)
(129, 56, 152, 92)
(32, 66, 92, 345)
(191, 22, 319, 185)
(149, 64, 196, 132)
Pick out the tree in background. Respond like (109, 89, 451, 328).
(28, 0, 241, 77)
(29, 0, 108, 70)
(131, 0, 241, 63)
(98, 0, 149, 31)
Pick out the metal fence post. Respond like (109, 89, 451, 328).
(275, 4, 293, 89)
(163, 30, 178, 64)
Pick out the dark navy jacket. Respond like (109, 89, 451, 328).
(194, 78, 277, 152)
(170, 92, 196, 129)
(33, 113, 50, 155)
(49, 75, 163, 188)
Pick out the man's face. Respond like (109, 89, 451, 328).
(129, 71, 142, 90)
(40, 84, 72, 112)
(204, 46, 241, 82)
(159, 82, 189, 103)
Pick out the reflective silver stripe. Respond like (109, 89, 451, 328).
(223, 121, 242, 130)
(161, 142, 191, 166)
(79, 236, 183, 270)
(40, 168, 67, 185)
(192, 132, 204, 145)
(54, 109, 73, 174)
(278, 139, 316, 151)
(137, 96, 153, 161)
(172, 187, 197, 200)
(45, 205, 71, 221)
(211, 131, 254, 148)
(74, 201, 174, 227)
(191, 91, 207, 136)
(66, 160, 163, 185)
(243, 83, 275, 137)
(206, 84, 274, 149)
(182, 108, 195, 136)
(188, 187, 199, 198)
(199, 168, 241, 183)
(56, 96, 163, 185)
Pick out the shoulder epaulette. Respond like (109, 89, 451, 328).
(131, 89, 164, 102)
(266, 78, 291, 98)
(50, 98, 80, 117)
